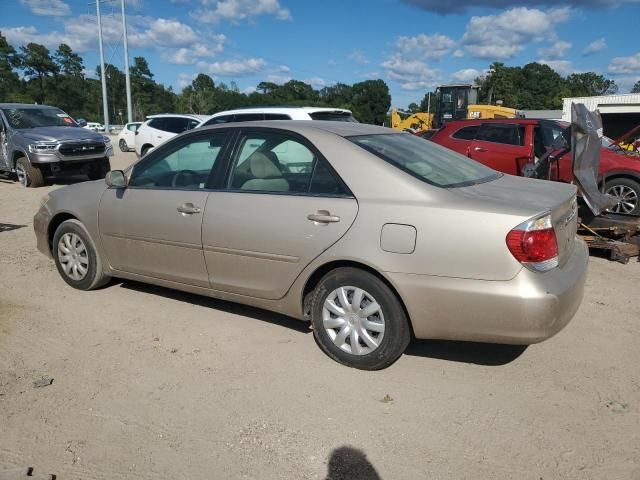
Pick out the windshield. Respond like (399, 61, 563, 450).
(350, 133, 501, 188)
(1, 107, 78, 129)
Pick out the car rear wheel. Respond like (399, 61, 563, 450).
(605, 178, 640, 215)
(16, 157, 44, 188)
(52, 219, 109, 290)
(119, 139, 128, 152)
(310, 267, 410, 370)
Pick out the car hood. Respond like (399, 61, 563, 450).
(20, 126, 105, 143)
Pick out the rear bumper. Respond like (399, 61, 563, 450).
(387, 238, 588, 344)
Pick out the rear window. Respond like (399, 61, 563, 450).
(264, 113, 291, 120)
(350, 133, 501, 188)
(233, 113, 265, 122)
(309, 111, 358, 122)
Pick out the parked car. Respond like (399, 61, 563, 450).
(200, 106, 357, 127)
(84, 122, 105, 132)
(135, 113, 206, 157)
(117, 122, 142, 152)
(0, 103, 113, 187)
(430, 118, 640, 214)
(34, 121, 587, 370)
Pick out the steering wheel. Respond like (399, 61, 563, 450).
(171, 170, 199, 188)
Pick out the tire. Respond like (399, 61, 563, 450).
(605, 178, 640, 215)
(88, 158, 111, 181)
(310, 267, 410, 370)
(15, 156, 44, 188)
(119, 139, 128, 152)
(52, 219, 109, 290)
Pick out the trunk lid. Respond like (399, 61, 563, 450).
(455, 174, 578, 266)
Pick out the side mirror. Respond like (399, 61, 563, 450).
(105, 170, 127, 188)
(76, 118, 87, 127)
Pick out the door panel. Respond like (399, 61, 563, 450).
(202, 193, 358, 299)
(469, 124, 532, 175)
(99, 189, 210, 286)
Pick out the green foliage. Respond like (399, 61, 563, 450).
(631, 81, 640, 94)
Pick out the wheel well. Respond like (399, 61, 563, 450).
(601, 173, 640, 187)
(12, 150, 26, 168)
(302, 260, 415, 337)
(142, 143, 153, 153)
(47, 213, 78, 253)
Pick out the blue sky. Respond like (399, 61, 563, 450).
(2, 0, 640, 108)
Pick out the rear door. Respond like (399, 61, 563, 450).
(202, 128, 358, 300)
(470, 123, 533, 175)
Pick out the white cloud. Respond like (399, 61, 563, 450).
(453, 49, 465, 58)
(265, 73, 291, 84)
(304, 77, 327, 88)
(609, 52, 640, 74)
(195, 0, 291, 23)
(583, 38, 607, 56)
(177, 72, 198, 89)
(615, 76, 640, 92)
(381, 55, 440, 90)
(277, 65, 290, 73)
(19, 0, 70, 16)
(538, 40, 572, 59)
(451, 68, 484, 82)
(164, 37, 226, 65)
(197, 57, 266, 76)
(395, 33, 456, 60)
(461, 7, 571, 60)
(243, 85, 257, 94)
(360, 71, 381, 78)
(538, 59, 575, 76)
(348, 51, 370, 65)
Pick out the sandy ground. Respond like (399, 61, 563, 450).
(0, 149, 639, 479)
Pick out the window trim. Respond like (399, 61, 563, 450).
(450, 124, 481, 141)
(127, 128, 236, 191)
(219, 127, 354, 198)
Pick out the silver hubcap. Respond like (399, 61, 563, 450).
(57, 233, 89, 281)
(16, 164, 27, 186)
(323, 286, 385, 356)
(607, 184, 638, 214)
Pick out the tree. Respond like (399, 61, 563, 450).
(182, 73, 216, 114)
(566, 73, 617, 97)
(54, 43, 83, 76)
(418, 91, 436, 113)
(350, 79, 391, 124)
(130, 56, 155, 119)
(0, 31, 22, 102)
(631, 81, 640, 94)
(20, 43, 59, 103)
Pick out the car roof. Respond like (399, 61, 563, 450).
(443, 118, 545, 127)
(208, 106, 353, 117)
(198, 120, 390, 137)
(146, 113, 208, 121)
(0, 103, 60, 109)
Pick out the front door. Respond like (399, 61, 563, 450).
(202, 129, 358, 300)
(99, 131, 231, 286)
(469, 123, 533, 176)
(0, 116, 8, 170)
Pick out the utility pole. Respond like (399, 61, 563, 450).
(121, 0, 133, 123)
(96, 0, 110, 132)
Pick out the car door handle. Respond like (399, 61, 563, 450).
(474, 146, 488, 152)
(177, 203, 201, 215)
(307, 210, 340, 224)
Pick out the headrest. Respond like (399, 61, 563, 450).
(249, 152, 282, 178)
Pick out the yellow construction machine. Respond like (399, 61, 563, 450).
(390, 110, 434, 132)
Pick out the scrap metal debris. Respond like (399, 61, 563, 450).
(32, 376, 53, 388)
(0, 468, 56, 480)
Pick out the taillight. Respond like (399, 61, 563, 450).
(506, 214, 558, 272)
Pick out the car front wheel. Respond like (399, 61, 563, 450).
(52, 219, 109, 290)
(119, 139, 128, 152)
(605, 178, 640, 215)
(310, 267, 410, 370)
(15, 157, 44, 188)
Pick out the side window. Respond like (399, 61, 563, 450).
(452, 125, 479, 140)
(264, 113, 292, 120)
(477, 124, 524, 146)
(127, 123, 139, 131)
(187, 119, 200, 130)
(129, 133, 227, 189)
(228, 132, 316, 193)
(163, 117, 190, 134)
(148, 118, 165, 131)
(310, 159, 349, 196)
(233, 113, 265, 122)
(205, 114, 234, 126)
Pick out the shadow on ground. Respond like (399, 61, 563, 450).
(118, 280, 312, 334)
(325, 446, 381, 480)
(116, 281, 527, 365)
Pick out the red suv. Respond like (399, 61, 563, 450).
(430, 118, 640, 214)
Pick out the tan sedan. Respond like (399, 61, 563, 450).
(34, 121, 588, 369)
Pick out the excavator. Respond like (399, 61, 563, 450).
(391, 84, 522, 132)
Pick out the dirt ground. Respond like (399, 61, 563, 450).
(1, 148, 639, 479)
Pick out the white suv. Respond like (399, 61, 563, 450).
(200, 106, 357, 127)
(135, 113, 207, 157)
